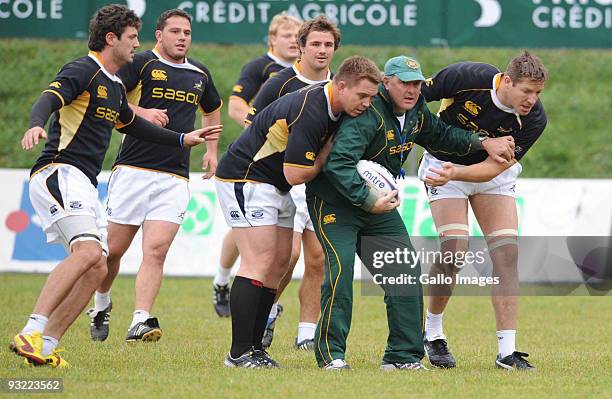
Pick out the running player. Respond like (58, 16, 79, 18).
(86, 9, 222, 343)
(215, 56, 382, 368)
(213, 12, 301, 318)
(10, 4, 220, 367)
(418, 51, 548, 370)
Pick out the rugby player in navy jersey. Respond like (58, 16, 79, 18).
(213, 13, 302, 318)
(215, 56, 382, 368)
(10, 5, 220, 368)
(86, 9, 223, 343)
(418, 51, 548, 370)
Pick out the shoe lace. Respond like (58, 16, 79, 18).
(512, 352, 533, 368)
(432, 339, 450, 355)
(252, 349, 275, 366)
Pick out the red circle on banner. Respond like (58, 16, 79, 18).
(5, 210, 29, 233)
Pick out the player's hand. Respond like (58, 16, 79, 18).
(482, 136, 515, 163)
(425, 162, 455, 187)
(140, 108, 169, 127)
(370, 190, 400, 214)
(21, 127, 47, 150)
(182, 125, 222, 147)
(314, 137, 335, 171)
(201, 151, 217, 180)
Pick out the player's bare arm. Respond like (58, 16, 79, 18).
(481, 136, 515, 163)
(201, 110, 222, 179)
(129, 104, 169, 127)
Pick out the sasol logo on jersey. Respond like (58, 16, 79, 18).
(305, 151, 315, 161)
(151, 69, 167, 81)
(95, 107, 120, 123)
(323, 214, 336, 225)
(463, 101, 481, 116)
(151, 88, 199, 105)
(97, 85, 108, 99)
(389, 142, 414, 155)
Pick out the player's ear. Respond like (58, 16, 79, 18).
(155, 30, 163, 42)
(105, 31, 117, 47)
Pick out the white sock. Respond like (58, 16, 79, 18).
(213, 266, 232, 286)
(424, 310, 446, 341)
(130, 310, 150, 329)
(268, 302, 279, 320)
(22, 314, 48, 335)
(42, 336, 58, 357)
(497, 330, 516, 358)
(94, 291, 111, 311)
(297, 322, 317, 342)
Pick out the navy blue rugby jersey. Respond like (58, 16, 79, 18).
(31, 52, 135, 186)
(245, 62, 332, 124)
(114, 49, 222, 178)
(216, 82, 339, 192)
(230, 52, 292, 105)
(421, 62, 547, 165)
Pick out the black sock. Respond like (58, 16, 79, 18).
(229, 276, 264, 358)
(252, 286, 277, 350)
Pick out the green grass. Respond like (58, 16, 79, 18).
(0, 273, 610, 398)
(0, 39, 610, 177)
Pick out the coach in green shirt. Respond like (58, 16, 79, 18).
(306, 56, 514, 370)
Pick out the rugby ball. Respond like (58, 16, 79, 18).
(356, 160, 397, 196)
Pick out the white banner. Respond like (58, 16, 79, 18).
(0, 169, 610, 279)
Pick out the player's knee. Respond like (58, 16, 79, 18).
(71, 240, 104, 268)
(90, 256, 108, 282)
(144, 243, 171, 265)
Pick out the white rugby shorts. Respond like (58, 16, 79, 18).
(29, 164, 108, 253)
(106, 166, 189, 226)
(418, 152, 522, 201)
(290, 184, 314, 233)
(215, 179, 295, 229)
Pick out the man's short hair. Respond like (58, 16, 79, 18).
(333, 56, 382, 87)
(506, 50, 548, 84)
(298, 15, 341, 50)
(88, 4, 141, 52)
(156, 8, 192, 31)
(268, 12, 302, 47)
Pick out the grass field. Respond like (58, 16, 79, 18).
(0, 273, 610, 398)
(0, 39, 610, 178)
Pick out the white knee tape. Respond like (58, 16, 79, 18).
(486, 229, 518, 238)
(488, 237, 518, 252)
(437, 223, 469, 235)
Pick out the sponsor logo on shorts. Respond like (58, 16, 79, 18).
(510, 184, 516, 193)
(323, 214, 336, 225)
(69, 201, 82, 210)
(178, 211, 185, 221)
(305, 151, 315, 161)
(97, 85, 108, 99)
(49, 205, 58, 216)
(229, 210, 240, 220)
(106, 208, 112, 216)
(250, 209, 264, 220)
(151, 69, 167, 81)
(428, 186, 438, 196)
